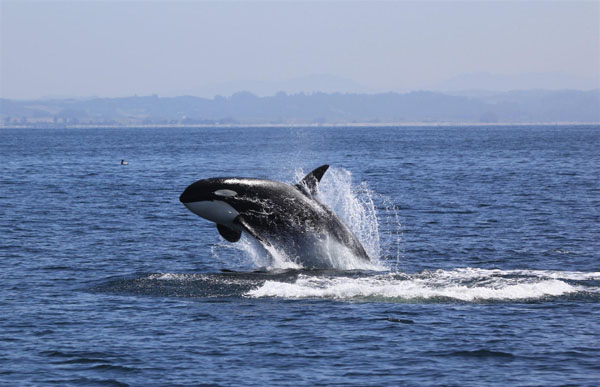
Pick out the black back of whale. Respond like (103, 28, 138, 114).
(180, 165, 371, 264)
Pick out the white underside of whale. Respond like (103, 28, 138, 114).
(184, 200, 239, 227)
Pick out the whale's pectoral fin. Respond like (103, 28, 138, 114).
(295, 164, 329, 196)
(233, 215, 270, 246)
(217, 224, 242, 242)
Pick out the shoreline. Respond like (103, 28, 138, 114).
(1, 122, 598, 129)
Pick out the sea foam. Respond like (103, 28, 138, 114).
(246, 268, 598, 302)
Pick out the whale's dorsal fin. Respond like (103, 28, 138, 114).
(295, 165, 329, 196)
(217, 224, 242, 242)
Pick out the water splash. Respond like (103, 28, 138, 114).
(315, 168, 381, 261)
(316, 167, 403, 270)
(211, 237, 302, 271)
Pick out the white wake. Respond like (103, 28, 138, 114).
(246, 268, 600, 302)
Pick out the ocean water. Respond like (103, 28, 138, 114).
(1, 125, 599, 386)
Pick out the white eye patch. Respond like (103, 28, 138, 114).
(214, 189, 238, 197)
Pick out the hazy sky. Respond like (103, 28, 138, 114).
(1, 1, 599, 99)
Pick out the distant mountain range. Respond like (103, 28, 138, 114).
(153, 72, 600, 98)
(429, 72, 599, 92)
(168, 74, 365, 98)
(1, 89, 598, 126)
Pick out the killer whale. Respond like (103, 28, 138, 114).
(179, 165, 370, 267)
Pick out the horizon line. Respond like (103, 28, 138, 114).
(3, 88, 600, 102)
(3, 122, 599, 130)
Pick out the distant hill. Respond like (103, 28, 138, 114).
(169, 74, 365, 98)
(1, 89, 598, 126)
(430, 72, 599, 92)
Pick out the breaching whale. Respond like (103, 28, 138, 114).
(179, 165, 370, 267)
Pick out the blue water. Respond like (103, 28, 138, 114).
(1, 125, 599, 385)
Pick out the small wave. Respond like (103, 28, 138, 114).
(85, 364, 138, 373)
(41, 350, 117, 359)
(146, 273, 205, 281)
(55, 357, 108, 365)
(430, 268, 600, 281)
(385, 317, 414, 324)
(246, 268, 599, 302)
(447, 349, 515, 358)
(43, 377, 129, 387)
